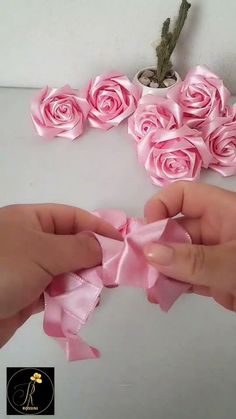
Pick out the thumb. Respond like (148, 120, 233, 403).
(144, 241, 236, 293)
(35, 231, 102, 278)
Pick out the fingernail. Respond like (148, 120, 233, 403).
(144, 243, 174, 265)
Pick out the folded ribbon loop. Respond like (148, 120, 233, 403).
(43, 211, 191, 361)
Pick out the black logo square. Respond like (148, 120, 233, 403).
(7, 367, 54, 415)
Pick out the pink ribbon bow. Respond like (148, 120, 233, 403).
(43, 210, 191, 361)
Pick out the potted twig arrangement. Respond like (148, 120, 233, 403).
(134, 0, 191, 96)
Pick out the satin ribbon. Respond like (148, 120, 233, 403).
(128, 95, 183, 142)
(84, 72, 141, 130)
(137, 126, 212, 186)
(201, 116, 236, 176)
(31, 85, 90, 140)
(167, 65, 230, 129)
(43, 211, 191, 361)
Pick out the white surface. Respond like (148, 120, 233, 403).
(0, 87, 236, 419)
(0, 0, 236, 93)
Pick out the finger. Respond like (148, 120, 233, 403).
(23, 204, 122, 239)
(35, 231, 103, 278)
(0, 317, 21, 348)
(2, 232, 105, 317)
(177, 217, 202, 244)
(191, 285, 211, 296)
(32, 295, 45, 314)
(0, 305, 33, 348)
(144, 241, 236, 293)
(144, 181, 232, 223)
(211, 289, 236, 312)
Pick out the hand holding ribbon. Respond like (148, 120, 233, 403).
(44, 210, 191, 361)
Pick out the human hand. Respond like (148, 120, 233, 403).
(144, 181, 236, 311)
(0, 204, 121, 347)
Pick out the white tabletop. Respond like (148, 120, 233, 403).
(0, 87, 236, 419)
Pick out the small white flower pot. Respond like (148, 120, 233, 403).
(133, 66, 181, 97)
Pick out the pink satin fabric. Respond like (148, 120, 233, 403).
(84, 72, 141, 130)
(137, 126, 211, 186)
(202, 116, 236, 176)
(128, 95, 183, 142)
(43, 210, 191, 361)
(167, 66, 230, 129)
(31, 85, 90, 140)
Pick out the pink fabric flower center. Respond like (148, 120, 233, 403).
(212, 137, 236, 157)
(184, 84, 212, 110)
(45, 97, 80, 126)
(141, 118, 159, 133)
(99, 95, 118, 112)
(160, 151, 190, 177)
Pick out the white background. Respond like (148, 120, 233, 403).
(0, 1, 236, 419)
(0, 0, 236, 92)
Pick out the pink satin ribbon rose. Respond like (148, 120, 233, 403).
(137, 126, 211, 186)
(84, 72, 141, 130)
(128, 95, 183, 142)
(202, 116, 236, 176)
(31, 85, 90, 140)
(43, 210, 191, 361)
(224, 102, 236, 119)
(168, 66, 230, 129)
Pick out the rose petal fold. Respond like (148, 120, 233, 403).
(85, 72, 141, 130)
(31, 85, 90, 140)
